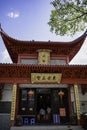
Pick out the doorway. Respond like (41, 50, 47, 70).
(36, 89, 52, 123)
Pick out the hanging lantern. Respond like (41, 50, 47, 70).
(58, 90, 64, 103)
(28, 89, 34, 97)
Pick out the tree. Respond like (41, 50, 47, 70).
(48, 0, 87, 36)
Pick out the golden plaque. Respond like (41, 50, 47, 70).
(31, 73, 62, 84)
(37, 49, 51, 65)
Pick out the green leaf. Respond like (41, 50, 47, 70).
(48, 0, 87, 36)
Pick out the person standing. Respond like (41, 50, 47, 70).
(39, 108, 45, 120)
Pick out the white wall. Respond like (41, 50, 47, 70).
(1, 84, 13, 101)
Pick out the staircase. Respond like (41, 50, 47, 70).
(10, 125, 84, 130)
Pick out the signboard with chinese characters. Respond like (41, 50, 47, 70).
(10, 84, 17, 120)
(74, 84, 80, 120)
(37, 49, 51, 65)
(59, 108, 66, 116)
(31, 73, 62, 84)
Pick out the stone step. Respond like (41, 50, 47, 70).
(10, 125, 84, 130)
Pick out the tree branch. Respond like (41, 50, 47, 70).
(65, 12, 87, 22)
(72, 6, 87, 14)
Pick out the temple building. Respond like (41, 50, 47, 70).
(0, 28, 87, 130)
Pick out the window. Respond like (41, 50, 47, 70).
(21, 59, 37, 64)
(50, 60, 66, 65)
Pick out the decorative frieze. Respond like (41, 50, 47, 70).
(0, 64, 87, 84)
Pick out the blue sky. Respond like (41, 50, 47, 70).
(0, 0, 87, 64)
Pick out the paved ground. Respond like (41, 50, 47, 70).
(10, 125, 85, 130)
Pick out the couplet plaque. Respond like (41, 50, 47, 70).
(10, 84, 17, 120)
(74, 84, 80, 120)
(31, 73, 62, 84)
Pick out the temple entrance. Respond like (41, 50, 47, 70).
(18, 88, 70, 125)
(36, 89, 52, 124)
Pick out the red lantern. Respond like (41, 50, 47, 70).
(58, 90, 64, 103)
(28, 90, 34, 97)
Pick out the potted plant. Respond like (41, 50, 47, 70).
(15, 115, 23, 126)
(70, 113, 77, 125)
(81, 112, 87, 129)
